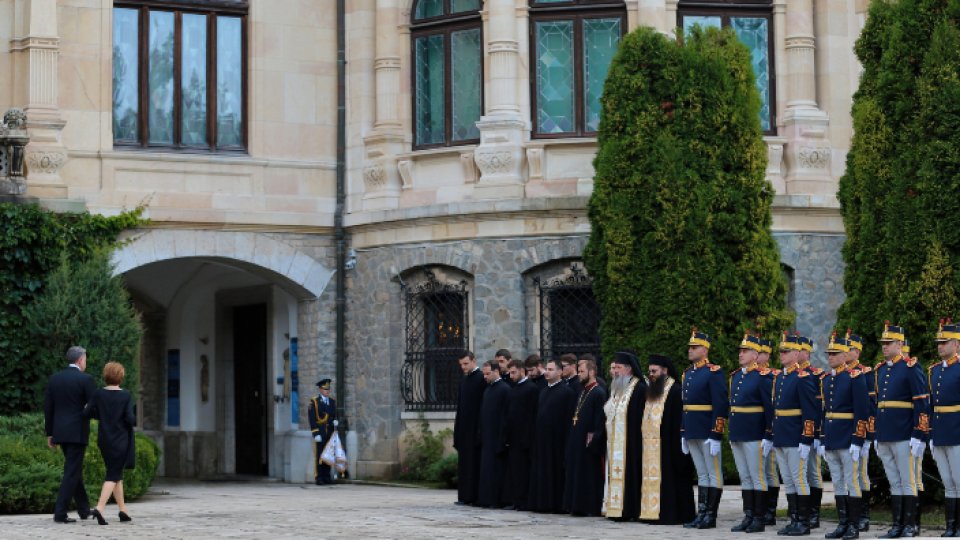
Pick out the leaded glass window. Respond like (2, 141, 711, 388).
(678, 2, 776, 133)
(113, 2, 248, 151)
(530, 1, 626, 138)
(411, 0, 482, 149)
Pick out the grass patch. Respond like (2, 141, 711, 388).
(775, 504, 946, 529)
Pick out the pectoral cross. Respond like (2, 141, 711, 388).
(572, 415, 578, 426)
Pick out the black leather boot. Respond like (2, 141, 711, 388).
(825, 496, 849, 539)
(844, 497, 861, 539)
(685, 486, 707, 528)
(746, 490, 767, 533)
(900, 495, 919, 538)
(733, 490, 755, 532)
(809, 486, 822, 529)
(765, 486, 780, 526)
(857, 491, 870, 532)
(698, 487, 722, 529)
(785, 494, 811, 536)
(778, 493, 799, 536)
(944, 497, 958, 537)
(880, 495, 904, 538)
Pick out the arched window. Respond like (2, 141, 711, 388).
(411, 0, 483, 149)
(529, 0, 626, 138)
(678, 0, 776, 133)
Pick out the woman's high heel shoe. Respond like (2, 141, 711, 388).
(118, 511, 132, 522)
(91, 508, 108, 525)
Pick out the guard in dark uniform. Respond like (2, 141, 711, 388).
(820, 333, 870, 539)
(874, 323, 929, 538)
(845, 330, 875, 532)
(728, 333, 775, 533)
(772, 332, 819, 536)
(930, 320, 960, 537)
(308, 379, 338, 485)
(757, 337, 782, 526)
(681, 329, 729, 530)
(798, 335, 825, 528)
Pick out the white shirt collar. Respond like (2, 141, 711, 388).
(518, 377, 528, 385)
(547, 380, 560, 388)
(68, 364, 80, 370)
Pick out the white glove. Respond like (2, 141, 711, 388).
(681, 437, 689, 455)
(812, 439, 821, 452)
(762, 439, 774, 457)
(333, 420, 339, 427)
(314, 435, 322, 442)
(909, 437, 924, 458)
(798, 443, 811, 461)
(817, 443, 826, 458)
(849, 444, 862, 462)
(706, 439, 721, 457)
(872, 440, 878, 452)
(930, 440, 936, 453)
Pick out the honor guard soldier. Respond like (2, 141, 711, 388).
(728, 333, 775, 533)
(772, 332, 820, 536)
(874, 322, 930, 538)
(930, 319, 960, 537)
(820, 333, 871, 539)
(758, 337, 782, 525)
(845, 330, 875, 532)
(798, 335, 825, 528)
(308, 379, 338, 485)
(681, 329, 729, 530)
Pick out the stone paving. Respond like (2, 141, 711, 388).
(0, 479, 916, 539)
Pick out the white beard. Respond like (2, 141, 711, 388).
(610, 375, 633, 398)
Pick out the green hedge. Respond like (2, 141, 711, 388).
(0, 413, 160, 514)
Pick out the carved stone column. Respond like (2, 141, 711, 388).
(0, 109, 30, 196)
(361, 0, 404, 210)
(473, 0, 525, 199)
(11, 0, 68, 198)
(781, 0, 832, 195)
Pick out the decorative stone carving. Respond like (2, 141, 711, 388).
(798, 146, 830, 169)
(0, 108, 30, 195)
(475, 150, 514, 176)
(26, 150, 67, 175)
(397, 160, 413, 190)
(3, 108, 27, 131)
(460, 152, 478, 184)
(764, 137, 787, 195)
(526, 147, 544, 182)
(363, 165, 387, 191)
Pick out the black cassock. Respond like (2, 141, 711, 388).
(531, 375, 547, 390)
(477, 379, 511, 507)
(644, 382, 696, 525)
(528, 382, 576, 513)
(503, 378, 540, 510)
(563, 382, 607, 516)
(454, 367, 486, 504)
(565, 376, 582, 396)
(609, 379, 647, 521)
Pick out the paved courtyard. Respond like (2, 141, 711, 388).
(0, 479, 890, 539)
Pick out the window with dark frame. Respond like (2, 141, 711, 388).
(112, 1, 248, 152)
(411, 0, 483, 150)
(535, 263, 602, 363)
(677, 0, 776, 133)
(529, 0, 626, 138)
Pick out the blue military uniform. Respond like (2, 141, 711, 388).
(930, 321, 960, 536)
(845, 332, 874, 532)
(308, 379, 338, 485)
(757, 337, 782, 526)
(682, 330, 728, 530)
(798, 336, 825, 528)
(873, 323, 929, 538)
(728, 333, 775, 533)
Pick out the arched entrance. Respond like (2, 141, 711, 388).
(114, 230, 333, 481)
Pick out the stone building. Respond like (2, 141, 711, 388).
(0, 0, 868, 480)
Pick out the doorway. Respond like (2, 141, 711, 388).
(233, 303, 268, 475)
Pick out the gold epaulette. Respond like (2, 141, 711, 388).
(809, 367, 824, 375)
(875, 361, 884, 369)
(860, 366, 872, 373)
(907, 358, 918, 367)
(798, 371, 810, 378)
(709, 364, 722, 372)
(759, 367, 772, 376)
(850, 369, 862, 379)
(772, 369, 782, 376)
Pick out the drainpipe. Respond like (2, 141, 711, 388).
(335, 0, 348, 437)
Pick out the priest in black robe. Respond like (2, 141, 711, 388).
(502, 359, 539, 510)
(602, 350, 647, 521)
(454, 350, 486, 505)
(528, 358, 576, 513)
(563, 357, 607, 516)
(638, 354, 696, 525)
(477, 359, 511, 508)
(525, 354, 547, 390)
(561, 353, 582, 395)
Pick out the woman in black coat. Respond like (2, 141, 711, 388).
(83, 361, 136, 525)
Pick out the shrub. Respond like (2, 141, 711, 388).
(399, 417, 453, 483)
(0, 413, 160, 514)
(426, 453, 458, 489)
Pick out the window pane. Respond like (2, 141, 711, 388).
(450, 0, 479, 12)
(451, 28, 481, 141)
(181, 13, 208, 146)
(535, 20, 575, 134)
(682, 15, 721, 35)
(583, 18, 620, 133)
(217, 16, 243, 147)
(414, 0, 443, 20)
(731, 17, 771, 131)
(113, 8, 139, 142)
(148, 11, 175, 144)
(415, 34, 445, 146)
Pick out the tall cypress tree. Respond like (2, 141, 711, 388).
(837, 0, 960, 362)
(585, 26, 791, 369)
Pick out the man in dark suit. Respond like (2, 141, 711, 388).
(308, 379, 338, 485)
(44, 345, 97, 523)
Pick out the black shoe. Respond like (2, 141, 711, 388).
(809, 487, 822, 529)
(857, 491, 870, 532)
(746, 490, 767, 533)
(732, 490, 755, 532)
(118, 511, 132, 522)
(697, 487, 722, 529)
(944, 497, 958, 537)
(784, 494, 811, 536)
(778, 493, 799, 536)
(764, 486, 780, 526)
(53, 516, 76, 523)
(685, 486, 708, 528)
(881, 495, 904, 539)
(844, 497, 862, 539)
(825, 496, 849, 539)
(91, 508, 108, 526)
(77, 510, 91, 520)
(901, 495, 919, 538)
